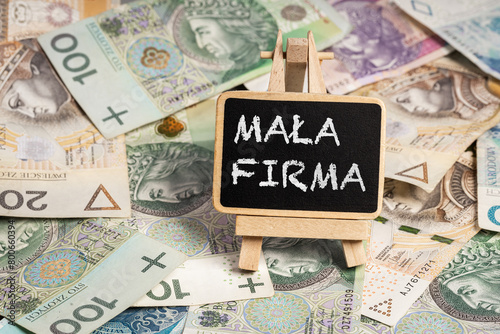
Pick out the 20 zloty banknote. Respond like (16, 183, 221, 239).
(0, 41, 131, 217)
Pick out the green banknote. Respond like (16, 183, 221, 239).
(182, 238, 365, 334)
(0, 218, 187, 334)
(357, 230, 500, 334)
(123, 98, 274, 306)
(37, 0, 350, 138)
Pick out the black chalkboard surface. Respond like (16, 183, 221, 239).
(213, 91, 386, 219)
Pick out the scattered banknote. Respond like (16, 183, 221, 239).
(183, 238, 365, 334)
(0, 218, 187, 334)
(359, 229, 500, 334)
(394, 0, 500, 81)
(0, 40, 131, 217)
(38, 0, 350, 138)
(0, 0, 124, 42)
(354, 54, 500, 192)
(123, 97, 274, 306)
(361, 151, 481, 326)
(0, 306, 189, 334)
(244, 0, 451, 95)
(133, 253, 273, 307)
(477, 123, 500, 232)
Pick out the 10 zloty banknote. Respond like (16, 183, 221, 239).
(0, 40, 131, 217)
(125, 98, 275, 306)
(38, 0, 350, 138)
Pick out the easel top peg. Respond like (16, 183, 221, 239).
(260, 51, 334, 60)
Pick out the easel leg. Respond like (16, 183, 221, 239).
(239, 236, 263, 271)
(342, 240, 366, 268)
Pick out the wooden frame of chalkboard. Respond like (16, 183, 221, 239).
(213, 90, 386, 220)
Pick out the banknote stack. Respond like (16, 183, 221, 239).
(0, 0, 500, 333)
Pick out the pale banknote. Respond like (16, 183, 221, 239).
(37, 0, 350, 138)
(0, 40, 131, 217)
(358, 230, 500, 334)
(245, 0, 451, 95)
(1, 0, 124, 42)
(0, 218, 187, 334)
(477, 123, 500, 232)
(124, 97, 274, 306)
(354, 54, 500, 192)
(361, 151, 481, 326)
(182, 238, 365, 334)
(394, 0, 500, 81)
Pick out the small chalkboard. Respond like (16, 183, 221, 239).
(213, 91, 386, 220)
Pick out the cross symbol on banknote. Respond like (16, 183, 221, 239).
(141, 252, 167, 273)
(238, 278, 264, 293)
(102, 106, 128, 125)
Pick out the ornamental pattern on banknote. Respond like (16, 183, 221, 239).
(98, 3, 218, 113)
(395, 311, 464, 334)
(145, 217, 209, 256)
(127, 141, 213, 217)
(429, 231, 500, 323)
(23, 249, 87, 288)
(243, 293, 310, 334)
(0, 220, 131, 319)
(93, 306, 189, 333)
(258, 0, 320, 33)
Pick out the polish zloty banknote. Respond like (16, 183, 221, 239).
(394, 0, 500, 81)
(244, 0, 451, 95)
(323, 0, 451, 95)
(124, 97, 274, 306)
(182, 238, 365, 334)
(358, 230, 500, 334)
(133, 252, 273, 306)
(354, 54, 500, 192)
(477, 124, 500, 232)
(361, 151, 481, 326)
(0, 218, 187, 334)
(0, 306, 190, 334)
(0, 41, 131, 217)
(1, 0, 123, 42)
(38, 0, 350, 138)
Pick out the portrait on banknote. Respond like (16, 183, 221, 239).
(0, 41, 79, 132)
(127, 141, 213, 216)
(262, 237, 355, 292)
(385, 66, 500, 122)
(0, 218, 76, 273)
(429, 232, 500, 324)
(166, 0, 278, 82)
(331, 0, 420, 78)
(382, 157, 476, 230)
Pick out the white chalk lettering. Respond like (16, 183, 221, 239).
(283, 160, 307, 192)
(310, 163, 338, 191)
(232, 159, 258, 184)
(314, 117, 340, 145)
(234, 115, 261, 143)
(340, 163, 366, 191)
(259, 160, 279, 187)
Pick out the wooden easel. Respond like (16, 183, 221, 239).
(236, 31, 369, 271)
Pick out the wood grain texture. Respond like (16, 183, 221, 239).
(238, 236, 263, 271)
(236, 216, 369, 240)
